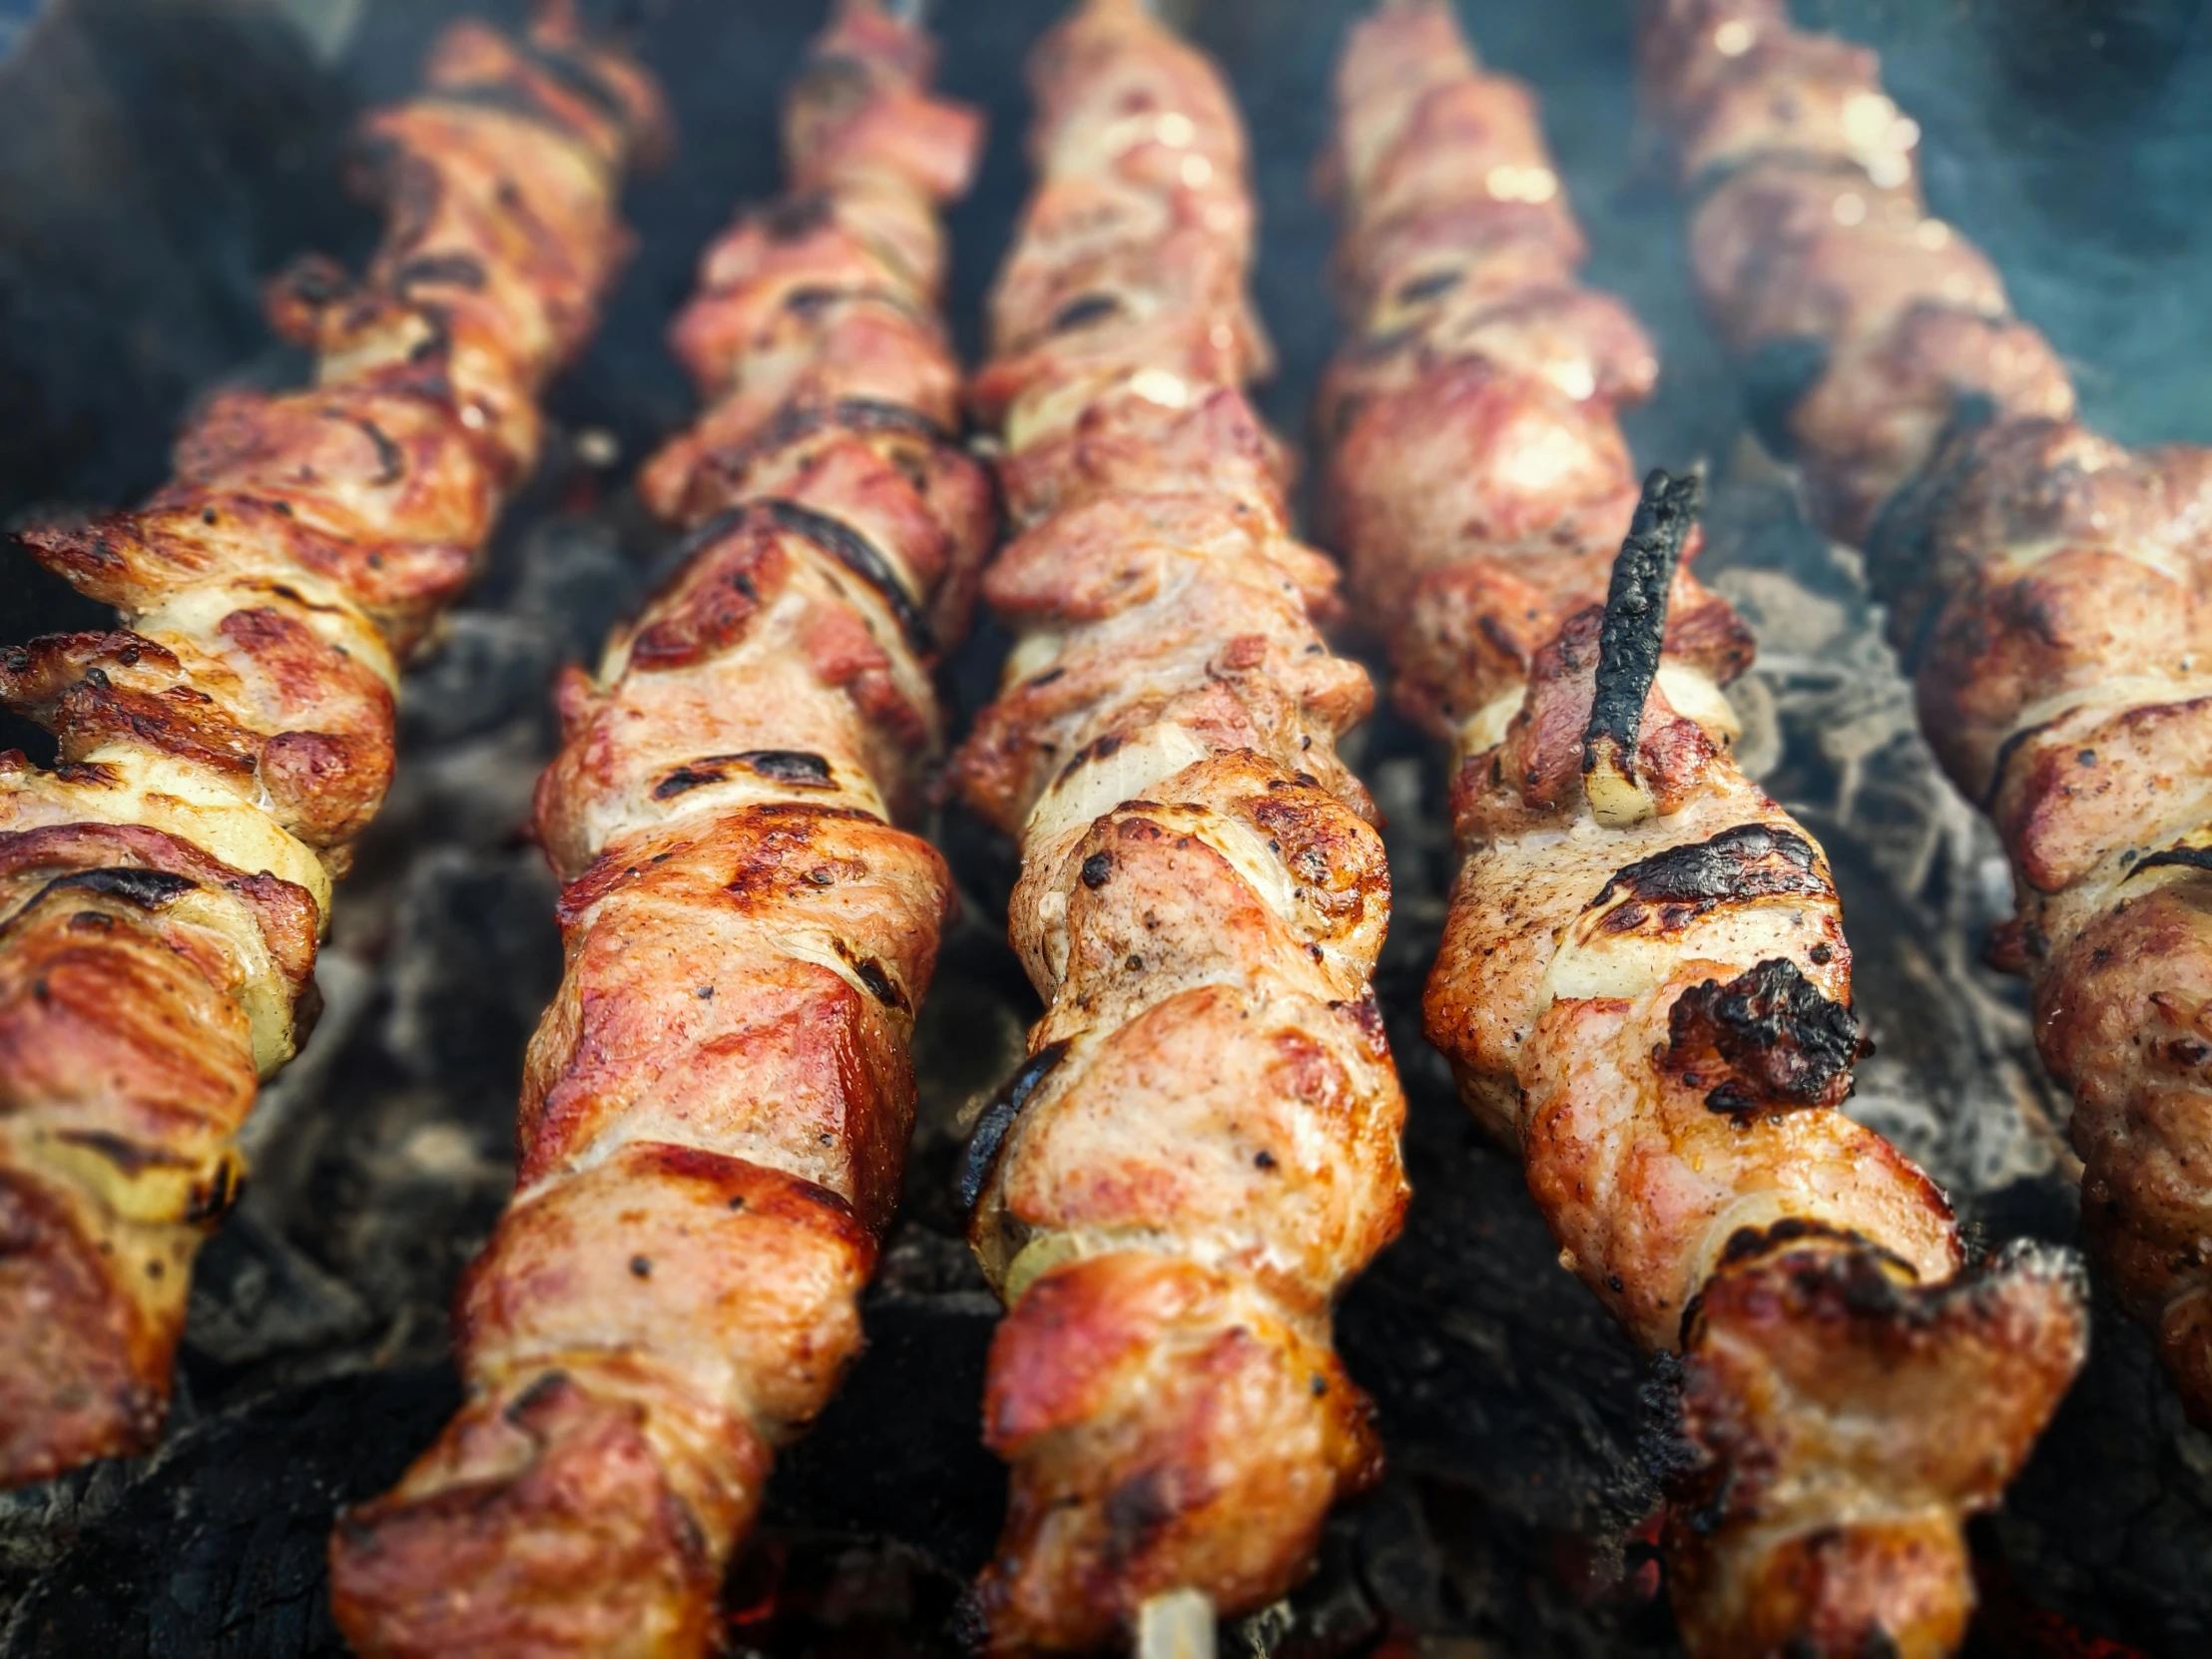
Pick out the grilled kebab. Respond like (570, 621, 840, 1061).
(1640, 1, 2212, 1428)
(1319, 6, 2087, 1655)
(0, 1, 663, 1490)
(326, 5, 989, 1654)
(949, 1, 1409, 1648)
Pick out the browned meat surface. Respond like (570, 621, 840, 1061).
(947, 2, 1408, 1648)
(1324, 8, 2088, 1656)
(1641, 0, 2212, 1427)
(0, 0, 662, 1490)
(328, 6, 990, 1655)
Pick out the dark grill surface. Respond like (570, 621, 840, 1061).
(2, 2, 2210, 1654)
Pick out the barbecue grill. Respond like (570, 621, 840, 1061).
(2, 1, 2209, 1654)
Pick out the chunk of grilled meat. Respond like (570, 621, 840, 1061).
(1315, 0, 1662, 740)
(328, 8, 988, 1655)
(1640, 1, 2212, 1427)
(0, 2, 663, 1490)
(1322, 10, 2087, 1656)
(947, 3, 1407, 1649)
(1875, 417, 2212, 1422)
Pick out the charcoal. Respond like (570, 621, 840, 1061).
(1337, 1087, 1651, 1550)
(1988, 1279, 2212, 1656)
(509, 515, 639, 663)
(1351, 1475, 1447, 1634)
(394, 612, 559, 748)
(765, 1294, 1007, 1579)
(379, 845, 561, 1084)
(181, 1211, 372, 1381)
(0, 1368, 459, 1659)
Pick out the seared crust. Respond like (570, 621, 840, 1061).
(330, 7, 985, 1654)
(1641, 1, 2212, 1427)
(1327, 9, 2087, 1655)
(977, 1253, 1383, 1649)
(1665, 1233, 2090, 1658)
(0, 7, 658, 1487)
(949, 2, 1407, 1647)
(0, 821, 315, 1482)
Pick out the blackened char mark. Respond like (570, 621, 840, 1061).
(653, 751, 835, 800)
(764, 498, 934, 657)
(517, 37, 631, 129)
(1394, 268, 1461, 305)
(0, 866, 200, 947)
(2136, 845, 2212, 877)
(1353, 322, 1419, 363)
(1582, 468, 1703, 804)
(1981, 712, 2063, 815)
(276, 254, 350, 309)
(390, 252, 487, 293)
(331, 411, 404, 486)
(827, 393, 955, 444)
(761, 194, 834, 242)
(784, 283, 930, 327)
(400, 303, 457, 391)
(1591, 823, 1828, 933)
(52, 1128, 199, 1178)
(1047, 293, 1123, 334)
(838, 947, 908, 1014)
(421, 85, 583, 145)
(50, 866, 199, 907)
(1714, 1214, 1876, 1275)
(956, 1040, 1073, 1216)
(713, 399, 952, 486)
(809, 397, 948, 446)
(736, 750, 833, 786)
(1101, 1464, 1180, 1562)
(1666, 957, 1868, 1115)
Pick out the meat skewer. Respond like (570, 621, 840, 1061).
(1638, 2, 2212, 1427)
(0, 0, 664, 1491)
(1317, 6, 2088, 1655)
(325, 4, 989, 1654)
(948, 1, 1410, 1649)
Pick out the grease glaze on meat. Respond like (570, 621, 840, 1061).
(0, 1, 662, 1489)
(328, 7, 988, 1655)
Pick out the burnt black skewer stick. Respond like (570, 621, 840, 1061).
(1581, 466, 1704, 828)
